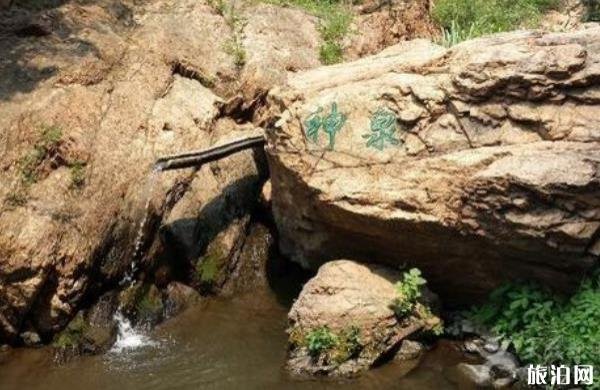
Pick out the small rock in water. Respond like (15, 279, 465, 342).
(20, 331, 41, 346)
(456, 363, 492, 388)
(394, 340, 425, 361)
(164, 282, 201, 317)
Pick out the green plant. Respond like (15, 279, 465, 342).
(433, 0, 560, 46)
(334, 325, 362, 362)
(264, 0, 351, 65)
(318, 8, 351, 64)
(583, 0, 600, 21)
(223, 38, 246, 67)
(469, 275, 600, 385)
(69, 161, 86, 188)
(392, 268, 427, 317)
(306, 326, 338, 357)
(19, 124, 63, 185)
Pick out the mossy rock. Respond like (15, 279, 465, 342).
(52, 309, 117, 360)
(195, 242, 228, 293)
(118, 282, 164, 326)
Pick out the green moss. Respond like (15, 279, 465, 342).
(120, 282, 164, 324)
(18, 124, 63, 186)
(196, 244, 227, 286)
(53, 312, 88, 349)
(136, 285, 164, 321)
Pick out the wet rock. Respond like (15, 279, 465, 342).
(455, 337, 519, 388)
(192, 216, 251, 294)
(19, 331, 41, 347)
(221, 222, 275, 294)
(286, 260, 441, 377)
(456, 363, 493, 388)
(0, 0, 267, 343)
(164, 282, 201, 317)
(119, 283, 164, 327)
(51, 291, 119, 359)
(264, 29, 600, 304)
(394, 340, 425, 361)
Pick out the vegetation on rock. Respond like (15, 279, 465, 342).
(195, 244, 227, 290)
(433, 0, 559, 45)
(392, 268, 443, 336)
(119, 283, 165, 325)
(291, 324, 363, 364)
(469, 273, 600, 383)
(266, 0, 351, 64)
(53, 312, 88, 349)
(583, 0, 600, 21)
(392, 268, 427, 317)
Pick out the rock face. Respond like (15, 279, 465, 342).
(287, 260, 439, 376)
(345, 0, 436, 60)
(265, 30, 600, 304)
(0, 0, 273, 343)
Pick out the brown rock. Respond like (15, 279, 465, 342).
(164, 282, 201, 317)
(286, 260, 437, 377)
(345, 0, 436, 60)
(265, 30, 600, 304)
(0, 0, 278, 342)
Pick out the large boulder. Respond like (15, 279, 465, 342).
(286, 260, 440, 377)
(264, 30, 600, 304)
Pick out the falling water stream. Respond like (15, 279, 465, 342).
(113, 163, 165, 352)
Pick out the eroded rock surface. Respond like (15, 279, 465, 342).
(0, 0, 271, 343)
(265, 30, 600, 304)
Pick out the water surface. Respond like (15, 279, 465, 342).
(0, 289, 468, 390)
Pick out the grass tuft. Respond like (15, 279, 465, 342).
(433, 0, 560, 46)
(264, 0, 351, 64)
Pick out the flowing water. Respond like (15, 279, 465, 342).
(0, 287, 470, 390)
(124, 163, 164, 287)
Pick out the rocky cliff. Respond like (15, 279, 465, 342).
(264, 29, 600, 304)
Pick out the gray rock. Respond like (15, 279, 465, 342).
(395, 340, 425, 361)
(456, 363, 493, 387)
(20, 331, 41, 346)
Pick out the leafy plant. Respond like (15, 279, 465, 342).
(469, 274, 600, 385)
(306, 325, 338, 357)
(433, 0, 560, 46)
(392, 268, 427, 317)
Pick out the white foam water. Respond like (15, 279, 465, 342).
(111, 163, 165, 353)
(110, 312, 157, 353)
